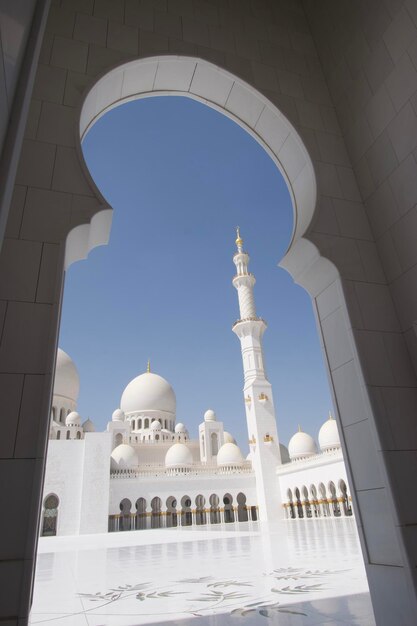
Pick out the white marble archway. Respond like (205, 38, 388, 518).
(71, 56, 322, 278)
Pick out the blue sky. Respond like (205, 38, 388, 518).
(59, 95, 333, 451)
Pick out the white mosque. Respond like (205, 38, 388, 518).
(41, 231, 352, 537)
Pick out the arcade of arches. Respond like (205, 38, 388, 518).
(108, 492, 257, 532)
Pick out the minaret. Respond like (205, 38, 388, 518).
(232, 228, 282, 522)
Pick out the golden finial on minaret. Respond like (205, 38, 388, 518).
(298, 424, 302, 432)
(147, 359, 151, 373)
(235, 226, 243, 251)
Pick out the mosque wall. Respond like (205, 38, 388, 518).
(79, 432, 112, 534)
(42, 439, 85, 536)
(0, 1, 417, 624)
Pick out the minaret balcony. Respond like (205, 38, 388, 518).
(232, 316, 267, 330)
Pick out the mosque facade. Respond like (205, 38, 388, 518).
(42, 233, 351, 537)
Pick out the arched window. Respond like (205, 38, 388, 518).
(144, 418, 149, 428)
(166, 496, 178, 527)
(302, 485, 312, 518)
(209, 493, 220, 524)
(115, 433, 123, 446)
(60, 408, 66, 423)
(181, 495, 192, 526)
(41, 494, 59, 537)
(211, 432, 218, 455)
(195, 494, 206, 525)
(237, 492, 248, 522)
(151, 497, 162, 528)
(319, 482, 330, 516)
(66, 430, 70, 440)
(287, 488, 295, 519)
(310, 484, 320, 517)
(135, 498, 147, 530)
(76, 431, 81, 439)
(164, 419, 167, 428)
(138, 418, 142, 429)
(119, 498, 132, 531)
(328, 481, 341, 517)
(294, 487, 303, 518)
(339, 479, 352, 516)
(56, 430, 61, 440)
(155, 434, 160, 441)
(223, 493, 234, 523)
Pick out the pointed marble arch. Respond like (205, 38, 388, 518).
(71, 55, 333, 291)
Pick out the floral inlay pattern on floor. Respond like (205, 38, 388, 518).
(71, 567, 350, 622)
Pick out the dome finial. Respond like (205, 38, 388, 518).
(235, 226, 243, 252)
(298, 424, 302, 432)
(147, 358, 151, 373)
(328, 411, 333, 420)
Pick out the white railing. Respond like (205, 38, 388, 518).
(110, 461, 254, 479)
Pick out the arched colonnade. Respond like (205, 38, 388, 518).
(108, 492, 256, 532)
(285, 479, 352, 520)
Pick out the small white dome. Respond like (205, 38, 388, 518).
(165, 442, 193, 467)
(82, 418, 95, 432)
(204, 409, 216, 421)
(223, 431, 236, 444)
(112, 408, 125, 422)
(217, 442, 244, 466)
(65, 411, 81, 426)
(111, 444, 137, 471)
(288, 428, 317, 460)
(150, 420, 162, 431)
(318, 415, 341, 451)
(54, 348, 80, 402)
(175, 422, 187, 433)
(120, 372, 176, 415)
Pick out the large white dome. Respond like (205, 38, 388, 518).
(111, 444, 137, 471)
(288, 428, 317, 460)
(318, 415, 341, 451)
(120, 372, 176, 415)
(217, 442, 243, 466)
(54, 348, 80, 402)
(165, 443, 193, 467)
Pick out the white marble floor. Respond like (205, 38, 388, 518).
(30, 519, 375, 626)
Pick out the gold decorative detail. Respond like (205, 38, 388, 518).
(258, 392, 268, 402)
(245, 395, 251, 404)
(147, 359, 151, 373)
(328, 411, 333, 420)
(263, 434, 273, 442)
(235, 225, 243, 248)
(298, 424, 302, 433)
(248, 436, 257, 445)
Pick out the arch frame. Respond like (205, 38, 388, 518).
(68, 55, 318, 271)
